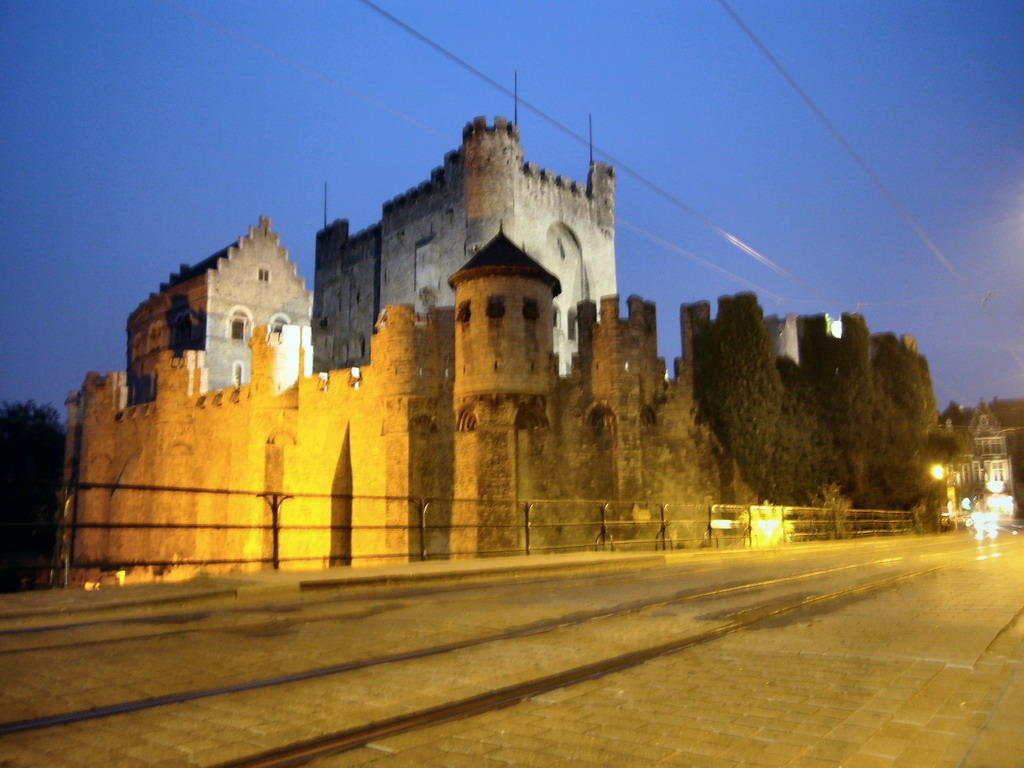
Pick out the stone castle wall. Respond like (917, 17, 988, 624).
(68, 287, 730, 583)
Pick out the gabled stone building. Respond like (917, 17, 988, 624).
(126, 216, 312, 405)
(942, 399, 1022, 514)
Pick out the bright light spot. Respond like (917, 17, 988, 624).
(825, 314, 843, 339)
(930, 465, 945, 480)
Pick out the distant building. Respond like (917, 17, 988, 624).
(942, 400, 1023, 515)
(126, 216, 312, 404)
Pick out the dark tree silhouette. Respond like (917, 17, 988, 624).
(1, 401, 65, 589)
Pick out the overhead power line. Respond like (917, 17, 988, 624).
(618, 220, 785, 304)
(716, 0, 1024, 377)
(356, 0, 838, 310)
(156, 0, 455, 143)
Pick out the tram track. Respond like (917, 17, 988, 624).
(0, 552, 943, 738)
(212, 563, 949, 768)
(0, 534, 955, 653)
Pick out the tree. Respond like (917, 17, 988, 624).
(866, 334, 939, 509)
(0, 401, 65, 562)
(693, 293, 784, 500)
(798, 314, 876, 505)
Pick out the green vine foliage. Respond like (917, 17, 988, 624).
(692, 296, 943, 511)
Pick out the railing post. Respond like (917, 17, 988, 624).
(258, 493, 290, 570)
(55, 484, 72, 588)
(596, 502, 611, 550)
(419, 499, 430, 562)
(524, 502, 533, 555)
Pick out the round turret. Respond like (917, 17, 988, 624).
(449, 231, 560, 400)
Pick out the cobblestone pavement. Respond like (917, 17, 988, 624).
(0, 535, 1021, 768)
(307, 538, 1024, 768)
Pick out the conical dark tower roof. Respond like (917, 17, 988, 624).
(448, 230, 561, 296)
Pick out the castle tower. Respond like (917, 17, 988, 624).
(577, 295, 665, 501)
(313, 116, 615, 376)
(462, 116, 524, 253)
(448, 231, 560, 557)
(354, 304, 452, 564)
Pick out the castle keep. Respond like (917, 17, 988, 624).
(66, 117, 733, 584)
(314, 116, 616, 376)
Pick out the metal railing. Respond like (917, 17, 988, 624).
(0, 481, 925, 589)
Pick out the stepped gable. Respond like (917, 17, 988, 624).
(448, 230, 561, 296)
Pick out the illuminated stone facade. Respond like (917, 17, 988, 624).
(65, 118, 740, 584)
(66, 227, 730, 583)
(126, 216, 312, 404)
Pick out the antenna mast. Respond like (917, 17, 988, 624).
(323, 182, 327, 229)
(514, 71, 518, 126)
(588, 113, 593, 165)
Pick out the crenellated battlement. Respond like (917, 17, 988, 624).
(462, 114, 520, 143)
(521, 162, 586, 197)
(370, 304, 452, 398)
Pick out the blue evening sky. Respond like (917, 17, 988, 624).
(2, 0, 1022, 415)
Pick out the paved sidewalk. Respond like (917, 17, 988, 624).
(0, 551, 670, 624)
(0, 538, 886, 624)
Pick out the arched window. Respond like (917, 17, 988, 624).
(227, 306, 253, 341)
(588, 406, 615, 434)
(456, 407, 478, 432)
(269, 313, 290, 334)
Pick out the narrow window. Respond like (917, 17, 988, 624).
(568, 309, 577, 341)
(456, 300, 471, 322)
(522, 298, 539, 320)
(258, 268, 270, 282)
(486, 296, 505, 319)
(231, 319, 246, 340)
(232, 363, 243, 388)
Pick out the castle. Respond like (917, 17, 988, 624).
(64, 117, 746, 584)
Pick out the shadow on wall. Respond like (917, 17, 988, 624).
(331, 426, 352, 565)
